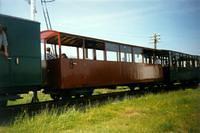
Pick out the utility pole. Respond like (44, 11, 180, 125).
(25, 0, 37, 21)
(30, 0, 37, 21)
(152, 33, 160, 50)
(0, 0, 2, 13)
(151, 33, 160, 62)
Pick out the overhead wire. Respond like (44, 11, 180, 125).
(41, 0, 57, 56)
(43, 0, 52, 29)
(41, 0, 49, 29)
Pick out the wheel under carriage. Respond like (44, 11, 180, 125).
(48, 88, 94, 101)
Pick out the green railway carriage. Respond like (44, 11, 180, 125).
(0, 14, 42, 95)
(167, 51, 200, 83)
(135, 49, 200, 84)
(154, 50, 200, 83)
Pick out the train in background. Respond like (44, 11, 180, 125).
(0, 14, 199, 106)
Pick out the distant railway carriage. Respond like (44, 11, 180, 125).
(143, 49, 200, 83)
(0, 14, 199, 106)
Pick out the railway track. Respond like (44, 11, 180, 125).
(0, 84, 198, 124)
(0, 90, 144, 121)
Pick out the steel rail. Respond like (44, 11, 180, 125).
(0, 84, 198, 123)
(0, 90, 145, 119)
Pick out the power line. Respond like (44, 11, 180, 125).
(44, 0, 55, 2)
(41, 0, 49, 29)
(40, 0, 56, 56)
(41, 0, 54, 30)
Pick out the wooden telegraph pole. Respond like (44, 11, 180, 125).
(151, 33, 160, 62)
(152, 33, 160, 49)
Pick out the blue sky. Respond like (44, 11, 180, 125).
(0, 0, 199, 55)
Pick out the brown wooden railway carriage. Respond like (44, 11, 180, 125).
(41, 30, 164, 98)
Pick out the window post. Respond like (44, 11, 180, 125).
(77, 47, 79, 59)
(104, 49, 107, 61)
(58, 33, 61, 58)
(44, 39, 47, 60)
(118, 45, 121, 62)
(93, 49, 96, 60)
(83, 39, 86, 60)
(131, 47, 134, 63)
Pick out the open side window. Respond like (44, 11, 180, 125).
(0, 25, 8, 57)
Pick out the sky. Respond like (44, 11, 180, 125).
(0, 0, 200, 55)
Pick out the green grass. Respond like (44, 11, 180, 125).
(1, 87, 200, 133)
(7, 91, 52, 106)
(94, 86, 130, 95)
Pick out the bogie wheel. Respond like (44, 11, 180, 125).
(31, 91, 39, 103)
(129, 86, 136, 92)
(84, 89, 94, 97)
(75, 94, 81, 98)
(0, 100, 7, 108)
(50, 94, 61, 101)
(61, 95, 71, 100)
